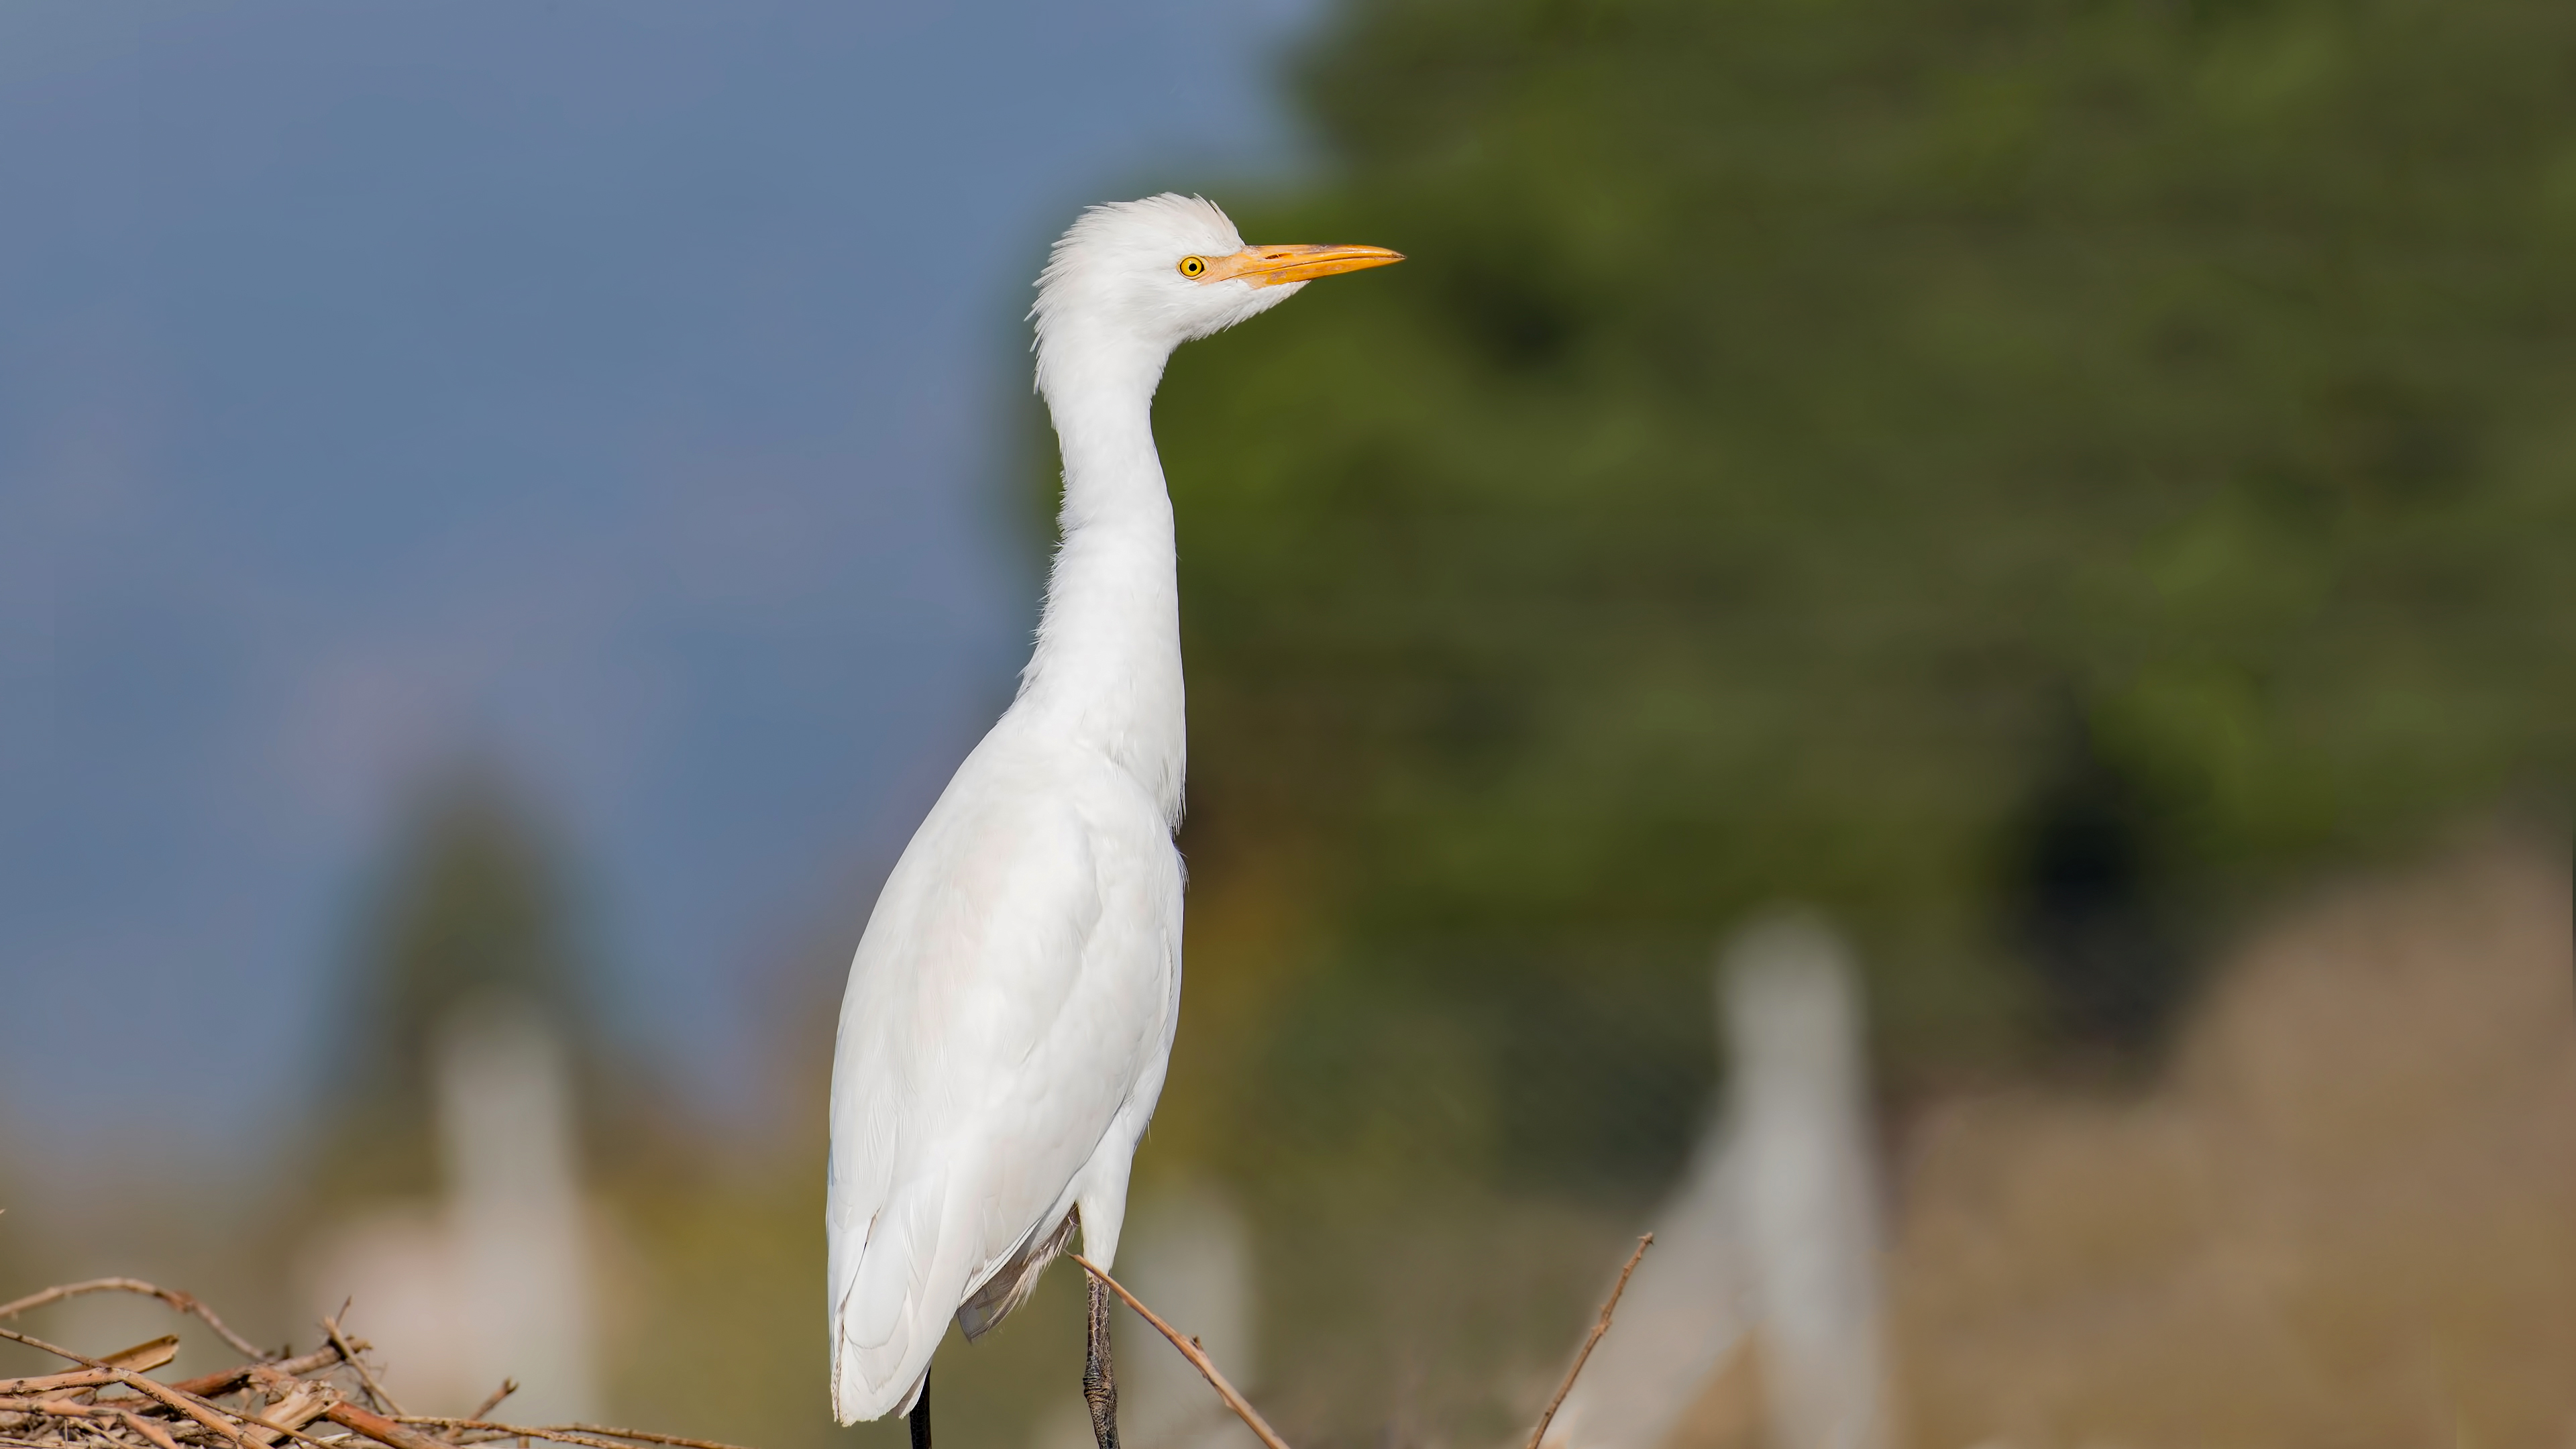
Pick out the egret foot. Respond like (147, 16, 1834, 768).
(1083, 1274, 1120, 1449)
(908, 1371, 932, 1449)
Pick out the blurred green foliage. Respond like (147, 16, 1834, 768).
(1109, 0, 2576, 1191)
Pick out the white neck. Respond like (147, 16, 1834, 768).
(1010, 323, 1185, 826)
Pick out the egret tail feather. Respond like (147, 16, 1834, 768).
(959, 1209, 1077, 1342)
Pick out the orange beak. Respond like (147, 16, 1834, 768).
(1201, 243, 1405, 288)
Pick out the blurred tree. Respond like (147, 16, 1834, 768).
(1096, 0, 2576, 1195)
(2011, 705, 2174, 1055)
(321, 767, 599, 1195)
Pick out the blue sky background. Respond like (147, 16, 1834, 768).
(0, 0, 1317, 1156)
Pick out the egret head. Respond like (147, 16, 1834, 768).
(1032, 193, 1401, 398)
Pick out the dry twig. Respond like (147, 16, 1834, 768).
(1068, 1254, 1293, 1449)
(174, 1344, 354, 1401)
(401, 1421, 763, 1449)
(0, 1324, 264, 1449)
(0, 1370, 122, 1397)
(323, 1405, 444, 1449)
(0, 1282, 265, 1363)
(395, 1423, 621, 1449)
(317, 1318, 399, 1419)
(113, 1411, 184, 1449)
(556, 1426, 756, 1449)
(1521, 1233, 1652, 1449)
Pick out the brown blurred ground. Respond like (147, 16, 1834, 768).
(1857, 833, 2574, 1448)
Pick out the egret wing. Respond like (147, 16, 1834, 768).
(824, 745, 1140, 1422)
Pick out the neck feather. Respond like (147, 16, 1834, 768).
(1013, 326, 1185, 825)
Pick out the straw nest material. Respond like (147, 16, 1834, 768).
(4, 1242, 1652, 1449)
(0, 1279, 750, 1449)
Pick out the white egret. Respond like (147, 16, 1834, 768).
(826, 195, 1401, 1448)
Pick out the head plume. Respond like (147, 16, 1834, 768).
(1030, 194, 1300, 402)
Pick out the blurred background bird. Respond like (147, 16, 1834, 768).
(824, 195, 1399, 1447)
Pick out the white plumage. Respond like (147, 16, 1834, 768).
(826, 195, 1400, 1429)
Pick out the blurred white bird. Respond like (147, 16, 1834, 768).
(826, 196, 1400, 1448)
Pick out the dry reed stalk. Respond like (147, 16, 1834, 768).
(1522, 1233, 1653, 1449)
(1068, 1254, 1291, 1449)
(1072, 1226, 1653, 1449)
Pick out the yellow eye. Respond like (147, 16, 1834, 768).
(1178, 256, 1207, 278)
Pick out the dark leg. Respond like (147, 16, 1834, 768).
(1083, 1274, 1120, 1449)
(908, 1370, 932, 1449)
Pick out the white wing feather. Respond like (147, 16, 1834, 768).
(826, 730, 1180, 1424)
